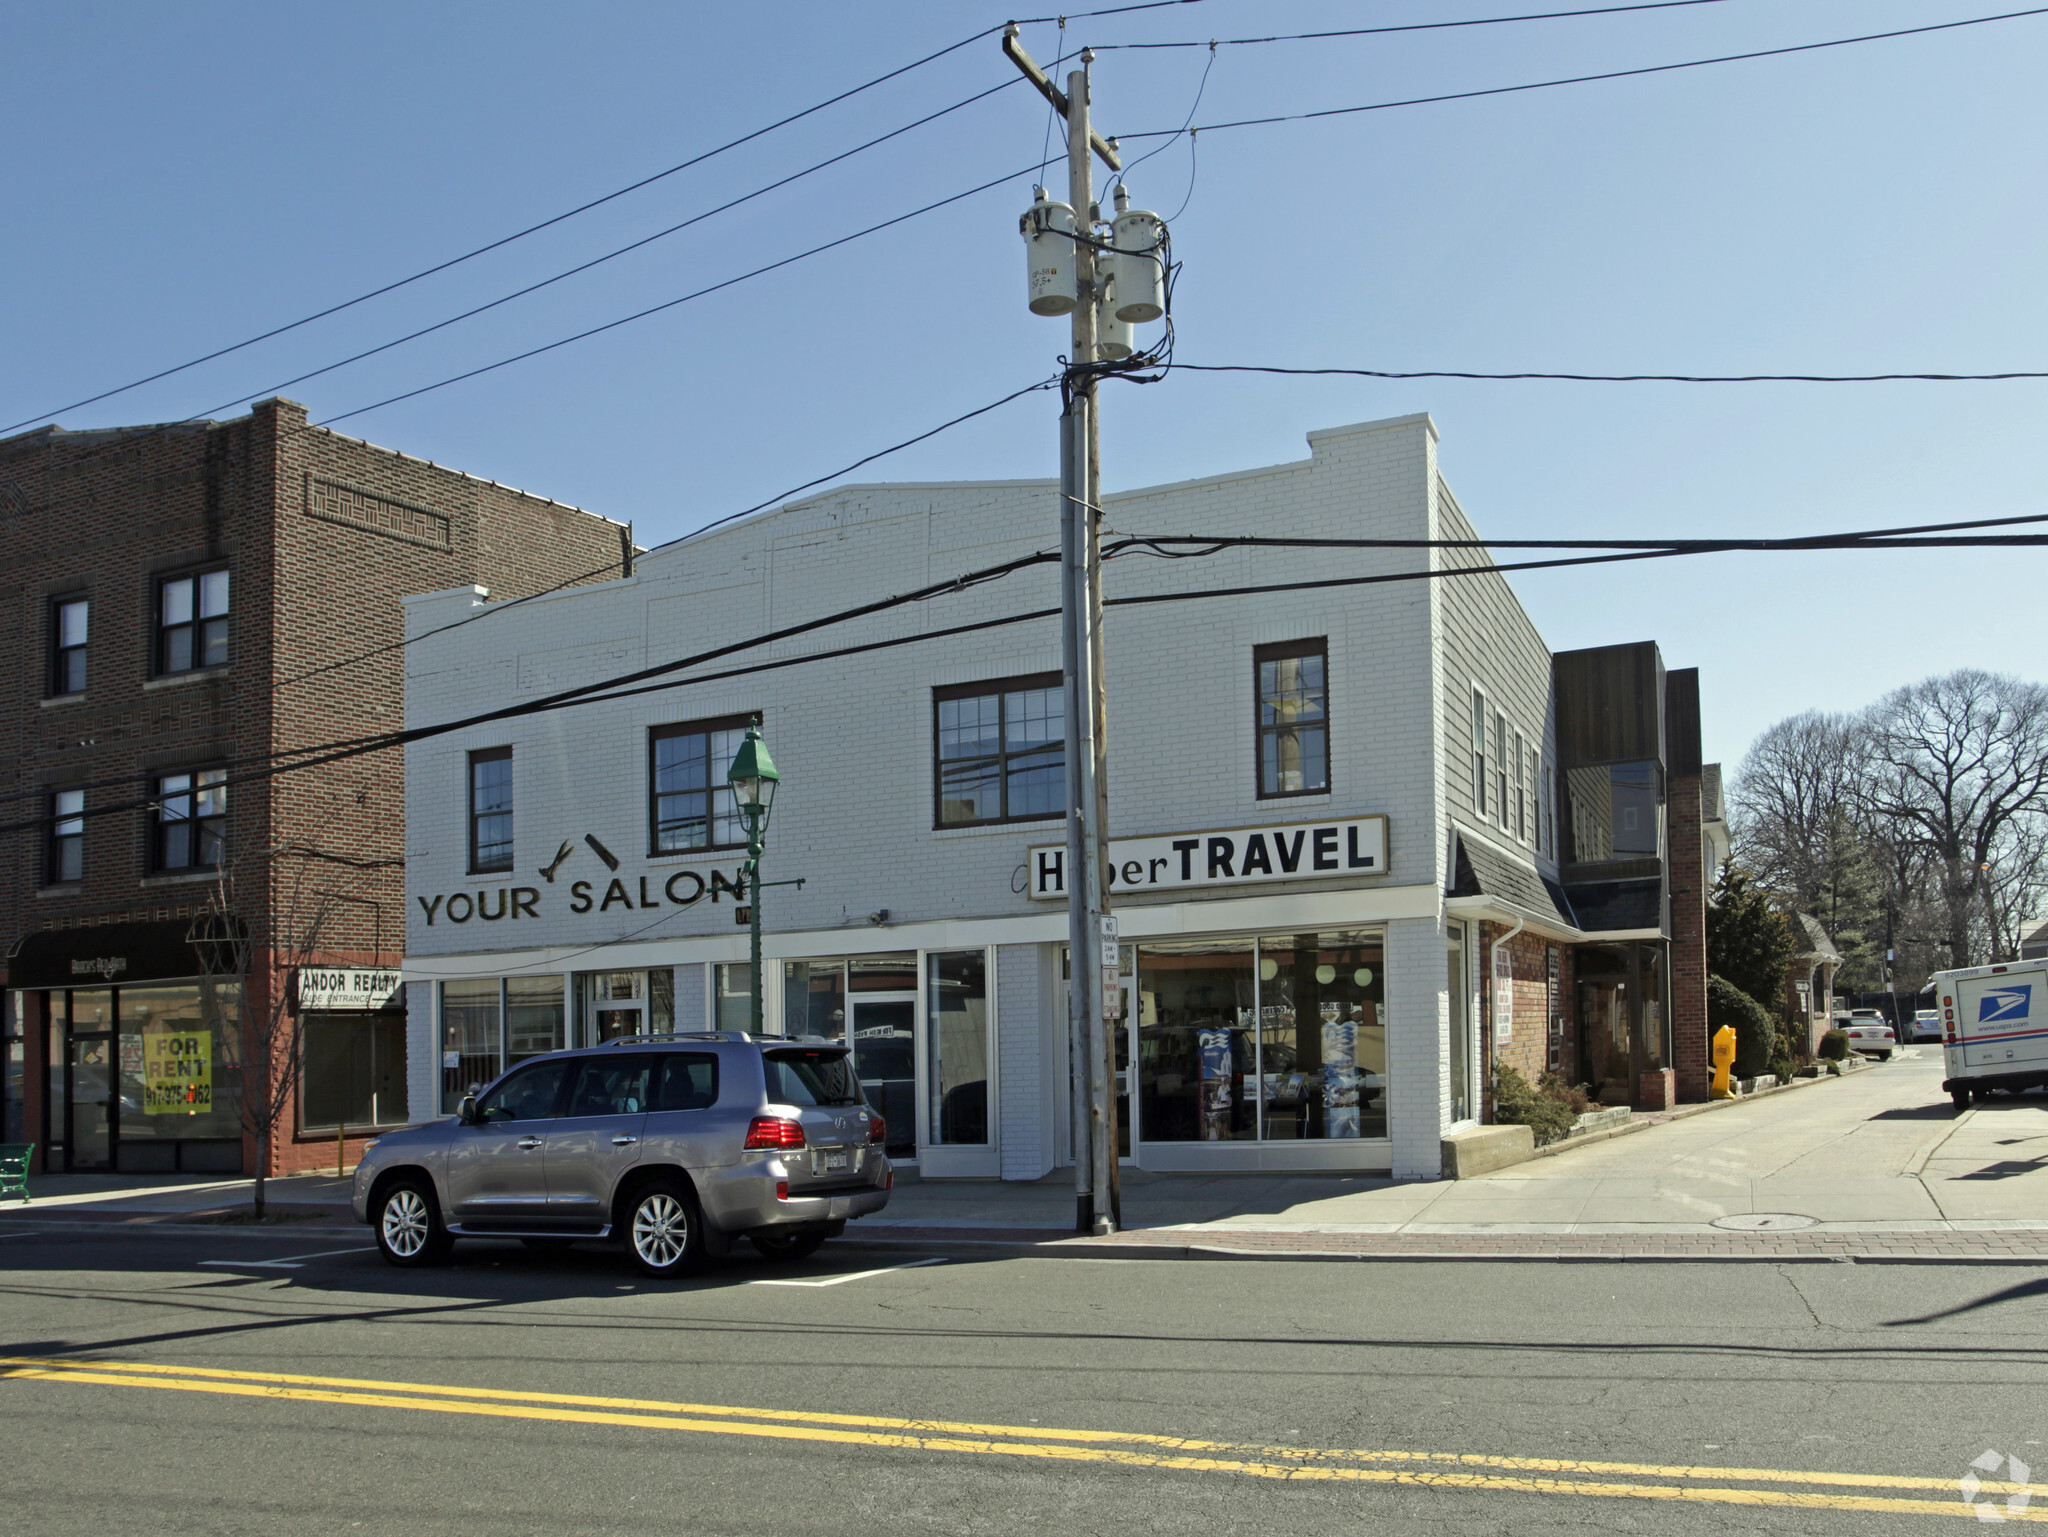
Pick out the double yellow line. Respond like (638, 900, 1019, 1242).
(0, 1355, 2033, 1521)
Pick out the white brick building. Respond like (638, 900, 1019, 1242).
(401, 412, 1703, 1182)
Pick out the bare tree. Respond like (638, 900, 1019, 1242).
(189, 858, 340, 1220)
(1858, 670, 2048, 970)
(1729, 710, 1863, 913)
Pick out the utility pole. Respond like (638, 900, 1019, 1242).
(1007, 29, 1123, 1234)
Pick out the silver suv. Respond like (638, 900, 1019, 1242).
(351, 1033, 891, 1278)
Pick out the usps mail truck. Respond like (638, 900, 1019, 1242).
(1931, 958, 2048, 1110)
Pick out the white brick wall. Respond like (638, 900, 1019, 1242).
(400, 412, 1565, 1177)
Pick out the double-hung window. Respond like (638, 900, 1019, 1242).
(158, 569, 229, 674)
(1513, 730, 1528, 840)
(51, 597, 88, 695)
(934, 673, 1063, 827)
(1493, 711, 1509, 828)
(1254, 639, 1329, 798)
(468, 748, 513, 873)
(650, 716, 750, 852)
(1470, 688, 1489, 817)
(1542, 763, 1557, 856)
(155, 769, 226, 871)
(48, 790, 84, 883)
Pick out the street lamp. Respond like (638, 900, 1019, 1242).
(727, 721, 780, 1037)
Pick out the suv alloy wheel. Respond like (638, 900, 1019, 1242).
(624, 1178, 704, 1278)
(375, 1176, 453, 1267)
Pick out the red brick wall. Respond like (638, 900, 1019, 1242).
(1, 400, 625, 1177)
(1477, 922, 1576, 1120)
(1668, 773, 1710, 1101)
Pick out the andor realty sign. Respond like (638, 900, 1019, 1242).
(296, 967, 404, 1011)
(1029, 816, 1388, 901)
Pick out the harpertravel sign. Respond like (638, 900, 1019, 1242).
(1028, 815, 1389, 901)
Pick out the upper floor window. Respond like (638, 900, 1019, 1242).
(159, 569, 229, 674)
(48, 789, 84, 884)
(1470, 687, 1488, 818)
(1542, 763, 1557, 856)
(934, 673, 1063, 827)
(650, 717, 750, 852)
(155, 768, 226, 871)
(50, 597, 88, 695)
(1255, 639, 1329, 798)
(1564, 760, 1661, 862)
(1493, 710, 1509, 828)
(1513, 730, 1528, 841)
(469, 748, 513, 873)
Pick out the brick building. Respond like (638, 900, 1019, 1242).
(398, 411, 1721, 1184)
(0, 398, 625, 1176)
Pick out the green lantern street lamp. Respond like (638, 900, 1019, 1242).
(727, 721, 781, 1036)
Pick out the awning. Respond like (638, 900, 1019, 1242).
(5, 918, 234, 989)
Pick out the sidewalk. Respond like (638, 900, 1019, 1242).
(8, 1050, 2045, 1262)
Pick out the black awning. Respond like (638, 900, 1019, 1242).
(1449, 835, 1580, 931)
(6, 918, 230, 989)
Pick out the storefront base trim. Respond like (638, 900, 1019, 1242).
(1133, 1141, 1394, 1175)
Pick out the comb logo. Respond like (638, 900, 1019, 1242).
(1979, 986, 2032, 1024)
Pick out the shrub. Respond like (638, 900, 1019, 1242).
(1767, 1022, 1797, 1084)
(1494, 1063, 1578, 1146)
(1709, 974, 1778, 1078)
(1538, 1072, 1592, 1115)
(1817, 1029, 1850, 1061)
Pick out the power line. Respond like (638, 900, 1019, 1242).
(0, 0, 1216, 435)
(315, 160, 1046, 427)
(169, 72, 1055, 432)
(10, 509, 2041, 837)
(1113, 6, 2048, 142)
(1098, 0, 1738, 49)
(1172, 363, 2048, 384)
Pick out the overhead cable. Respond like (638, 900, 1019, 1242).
(1113, 6, 2048, 142)
(1099, 0, 1738, 49)
(8, 509, 2041, 837)
(1172, 363, 2048, 384)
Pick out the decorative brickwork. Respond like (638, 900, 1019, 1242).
(305, 474, 451, 551)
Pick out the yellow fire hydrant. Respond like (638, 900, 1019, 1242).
(1711, 1024, 1737, 1099)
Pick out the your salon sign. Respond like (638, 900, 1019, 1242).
(1028, 816, 1388, 901)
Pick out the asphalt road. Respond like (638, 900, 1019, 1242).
(4, 1207, 2045, 1534)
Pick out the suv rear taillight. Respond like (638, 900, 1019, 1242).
(744, 1116, 806, 1150)
(869, 1112, 887, 1145)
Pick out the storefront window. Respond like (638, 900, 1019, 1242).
(1256, 933, 1385, 1140)
(715, 963, 753, 1033)
(302, 1012, 408, 1131)
(648, 967, 675, 1034)
(1136, 940, 1257, 1142)
(2, 992, 22, 1145)
(441, 979, 501, 1112)
(927, 951, 989, 1145)
(783, 960, 847, 1040)
(507, 976, 565, 1062)
(117, 983, 242, 1143)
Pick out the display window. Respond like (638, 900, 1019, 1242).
(1133, 930, 1387, 1143)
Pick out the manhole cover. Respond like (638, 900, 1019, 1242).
(1712, 1213, 1819, 1232)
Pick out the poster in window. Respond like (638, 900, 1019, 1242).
(1197, 1028, 1232, 1141)
(144, 1029, 212, 1114)
(1493, 945, 1514, 1045)
(1321, 1013, 1361, 1138)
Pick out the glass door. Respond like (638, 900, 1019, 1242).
(585, 972, 642, 1043)
(849, 996, 916, 1160)
(68, 1034, 114, 1170)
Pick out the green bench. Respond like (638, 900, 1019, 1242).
(0, 1144, 32, 1203)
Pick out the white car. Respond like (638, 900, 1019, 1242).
(1911, 1009, 1942, 1043)
(1842, 1014, 1897, 1060)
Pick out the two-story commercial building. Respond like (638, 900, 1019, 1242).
(400, 411, 1714, 1182)
(1, 399, 627, 1176)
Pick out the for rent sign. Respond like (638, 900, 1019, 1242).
(1029, 816, 1388, 900)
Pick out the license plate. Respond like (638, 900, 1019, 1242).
(823, 1148, 850, 1172)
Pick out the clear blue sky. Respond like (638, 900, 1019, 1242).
(6, 1, 2044, 771)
